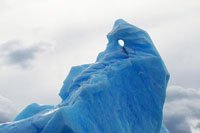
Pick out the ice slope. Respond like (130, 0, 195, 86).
(0, 19, 169, 133)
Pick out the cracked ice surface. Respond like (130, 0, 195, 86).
(0, 19, 169, 133)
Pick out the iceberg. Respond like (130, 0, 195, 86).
(0, 19, 169, 133)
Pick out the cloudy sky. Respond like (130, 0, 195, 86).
(0, 0, 199, 132)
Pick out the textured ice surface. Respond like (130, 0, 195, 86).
(0, 19, 169, 133)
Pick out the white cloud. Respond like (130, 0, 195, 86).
(164, 86, 200, 133)
(0, 95, 18, 123)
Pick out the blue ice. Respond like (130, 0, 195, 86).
(0, 19, 169, 133)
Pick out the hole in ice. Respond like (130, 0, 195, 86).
(118, 39, 124, 47)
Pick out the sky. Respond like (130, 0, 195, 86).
(0, 0, 199, 132)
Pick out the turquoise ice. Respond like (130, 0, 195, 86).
(0, 19, 169, 133)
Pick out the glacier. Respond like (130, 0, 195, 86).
(0, 19, 169, 133)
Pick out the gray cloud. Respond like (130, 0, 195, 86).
(164, 86, 200, 133)
(0, 95, 17, 123)
(165, 114, 191, 133)
(0, 40, 53, 68)
(195, 123, 200, 129)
